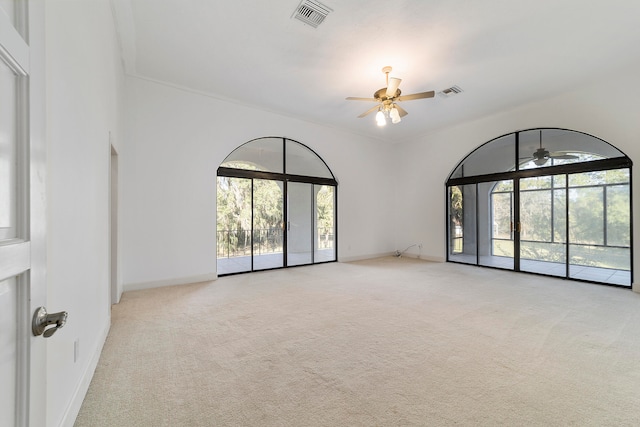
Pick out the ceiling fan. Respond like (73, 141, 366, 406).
(526, 130, 578, 166)
(346, 66, 435, 126)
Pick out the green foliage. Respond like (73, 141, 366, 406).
(493, 180, 513, 192)
(606, 185, 631, 246)
(520, 176, 552, 190)
(252, 179, 283, 232)
(316, 186, 335, 249)
(491, 192, 512, 239)
(216, 177, 252, 257)
(219, 160, 259, 170)
(520, 188, 552, 242)
(450, 186, 463, 226)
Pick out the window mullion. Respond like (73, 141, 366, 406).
(603, 186, 608, 247)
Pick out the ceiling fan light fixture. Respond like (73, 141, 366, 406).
(375, 110, 386, 126)
(390, 106, 401, 124)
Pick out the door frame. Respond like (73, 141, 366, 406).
(287, 182, 314, 267)
(27, 1, 47, 425)
(110, 142, 121, 304)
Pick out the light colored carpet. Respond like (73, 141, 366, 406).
(75, 257, 640, 426)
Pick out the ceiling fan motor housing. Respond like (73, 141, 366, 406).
(534, 147, 550, 159)
(533, 147, 550, 166)
(374, 87, 401, 101)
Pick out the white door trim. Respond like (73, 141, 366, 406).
(0, 7, 29, 75)
(110, 141, 121, 304)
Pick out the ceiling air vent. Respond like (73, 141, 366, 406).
(292, 0, 333, 28)
(438, 85, 463, 98)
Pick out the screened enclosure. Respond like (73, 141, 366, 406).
(446, 128, 633, 287)
(217, 138, 337, 275)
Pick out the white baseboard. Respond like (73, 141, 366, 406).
(59, 319, 110, 427)
(397, 252, 446, 262)
(339, 252, 396, 262)
(339, 252, 446, 263)
(124, 273, 217, 292)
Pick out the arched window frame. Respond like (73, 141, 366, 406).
(217, 137, 338, 275)
(446, 128, 633, 288)
(218, 137, 337, 186)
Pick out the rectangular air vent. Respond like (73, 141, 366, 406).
(438, 85, 463, 98)
(292, 0, 333, 28)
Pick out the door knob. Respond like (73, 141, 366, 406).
(32, 306, 68, 338)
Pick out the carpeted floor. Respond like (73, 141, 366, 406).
(75, 257, 640, 426)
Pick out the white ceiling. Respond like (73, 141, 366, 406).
(111, 0, 640, 143)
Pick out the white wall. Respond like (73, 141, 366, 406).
(46, 0, 125, 425)
(393, 61, 640, 291)
(122, 77, 396, 289)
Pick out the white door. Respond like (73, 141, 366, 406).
(0, 1, 47, 426)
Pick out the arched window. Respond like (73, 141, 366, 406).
(446, 128, 633, 287)
(217, 137, 337, 275)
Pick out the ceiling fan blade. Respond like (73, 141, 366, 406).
(346, 97, 377, 102)
(386, 77, 401, 98)
(549, 153, 579, 159)
(394, 103, 408, 117)
(357, 104, 381, 118)
(397, 90, 435, 101)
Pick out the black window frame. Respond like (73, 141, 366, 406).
(217, 137, 338, 276)
(446, 128, 633, 288)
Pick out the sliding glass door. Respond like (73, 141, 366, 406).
(480, 180, 514, 270)
(315, 185, 336, 263)
(287, 182, 313, 266)
(567, 170, 631, 285)
(448, 181, 515, 270)
(448, 184, 477, 265)
(216, 176, 252, 275)
(519, 175, 567, 277)
(446, 170, 631, 286)
(287, 183, 337, 266)
(253, 179, 284, 271)
(215, 177, 285, 274)
(217, 177, 337, 275)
